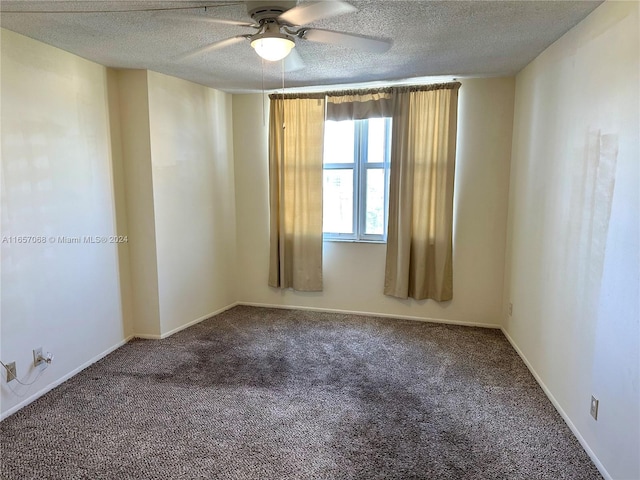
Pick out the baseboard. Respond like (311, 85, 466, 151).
(134, 302, 239, 340)
(238, 301, 501, 329)
(1, 303, 240, 420)
(0, 335, 134, 421)
(500, 327, 612, 480)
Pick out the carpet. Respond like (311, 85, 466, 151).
(0, 306, 602, 479)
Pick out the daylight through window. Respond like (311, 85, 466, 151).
(322, 117, 392, 242)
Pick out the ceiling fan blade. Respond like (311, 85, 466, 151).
(302, 29, 392, 53)
(278, 1, 356, 26)
(165, 14, 256, 28)
(284, 48, 306, 72)
(179, 36, 248, 60)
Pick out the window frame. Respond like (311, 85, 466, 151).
(323, 117, 392, 243)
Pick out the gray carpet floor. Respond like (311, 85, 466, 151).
(1, 306, 602, 479)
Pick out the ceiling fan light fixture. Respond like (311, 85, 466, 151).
(251, 33, 295, 61)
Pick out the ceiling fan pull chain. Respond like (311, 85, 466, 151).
(262, 57, 266, 127)
(281, 57, 286, 130)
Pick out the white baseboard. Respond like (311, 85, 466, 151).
(135, 302, 239, 340)
(500, 327, 612, 480)
(1, 303, 240, 420)
(0, 335, 134, 421)
(238, 301, 501, 329)
(132, 333, 163, 340)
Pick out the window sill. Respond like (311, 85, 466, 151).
(323, 238, 386, 244)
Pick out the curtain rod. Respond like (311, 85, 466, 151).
(267, 92, 326, 100)
(268, 82, 461, 100)
(326, 82, 461, 97)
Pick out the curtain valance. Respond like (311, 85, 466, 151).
(326, 88, 394, 120)
(392, 82, 461, 93)
(324, 82, 461, 121)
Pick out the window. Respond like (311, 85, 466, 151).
(322, 117, 392, 242)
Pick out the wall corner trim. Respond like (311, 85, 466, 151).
(134, 302, 240, 340)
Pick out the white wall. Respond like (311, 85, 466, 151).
(233, 78, 514, 326)
(147, 71, 237, 335)
(109, 70, 237, 338)
(106, 70, 134, 341)
(503, 2, 639, 479)
(0, 32, 238, 417)
(0, 30, 129, 417)
(111, 69, 161, 337)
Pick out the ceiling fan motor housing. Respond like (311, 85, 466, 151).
(247, 1, 297, 23)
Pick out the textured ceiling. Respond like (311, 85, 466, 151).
(0, 0, 602, 92)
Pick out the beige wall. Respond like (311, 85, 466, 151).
(503, 2, 639, 479)
(105, 70, 134, 341)
(0, 32, 238, 418)
(147, 71, 237, 335)
(233, 78, 514, 326)
(108, 69, 238, 338)
(110, 69, 161, 337)
(1, 30, 129, 417)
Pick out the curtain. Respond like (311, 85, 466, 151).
(326, 88, 394, 121)
(268, 94, 325, 291)
(384, 83, 461, 301)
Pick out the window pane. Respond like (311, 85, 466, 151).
(365, 169, 385, 235)
(324, 120, 354, 164)
(323, 169, 353, 234)
(367, 118, 387, 163)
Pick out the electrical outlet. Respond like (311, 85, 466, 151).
(33, 347, 44, 367)
(508, 303, 513, 316)
(590, 396, 599, 420)
(5, 362, 17, 383)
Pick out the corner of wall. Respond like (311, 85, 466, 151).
(502, 2, 639, 478)
(105, 68, 134, 339)
(114, 69, 162, 338)
(144, 72, 239, 336)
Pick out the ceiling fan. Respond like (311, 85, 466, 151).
(177, 0, 392, 68)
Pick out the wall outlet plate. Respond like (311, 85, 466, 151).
(6, 362, 17, 382)
(33, 347, 44, 367)
(590, 395, 599, 420)
(508, 303, 513, 316)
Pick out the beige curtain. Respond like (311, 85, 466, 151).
(268, 94, 325, 291)
(326, 88, 394, 121)
(384, 83, 461, 301)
